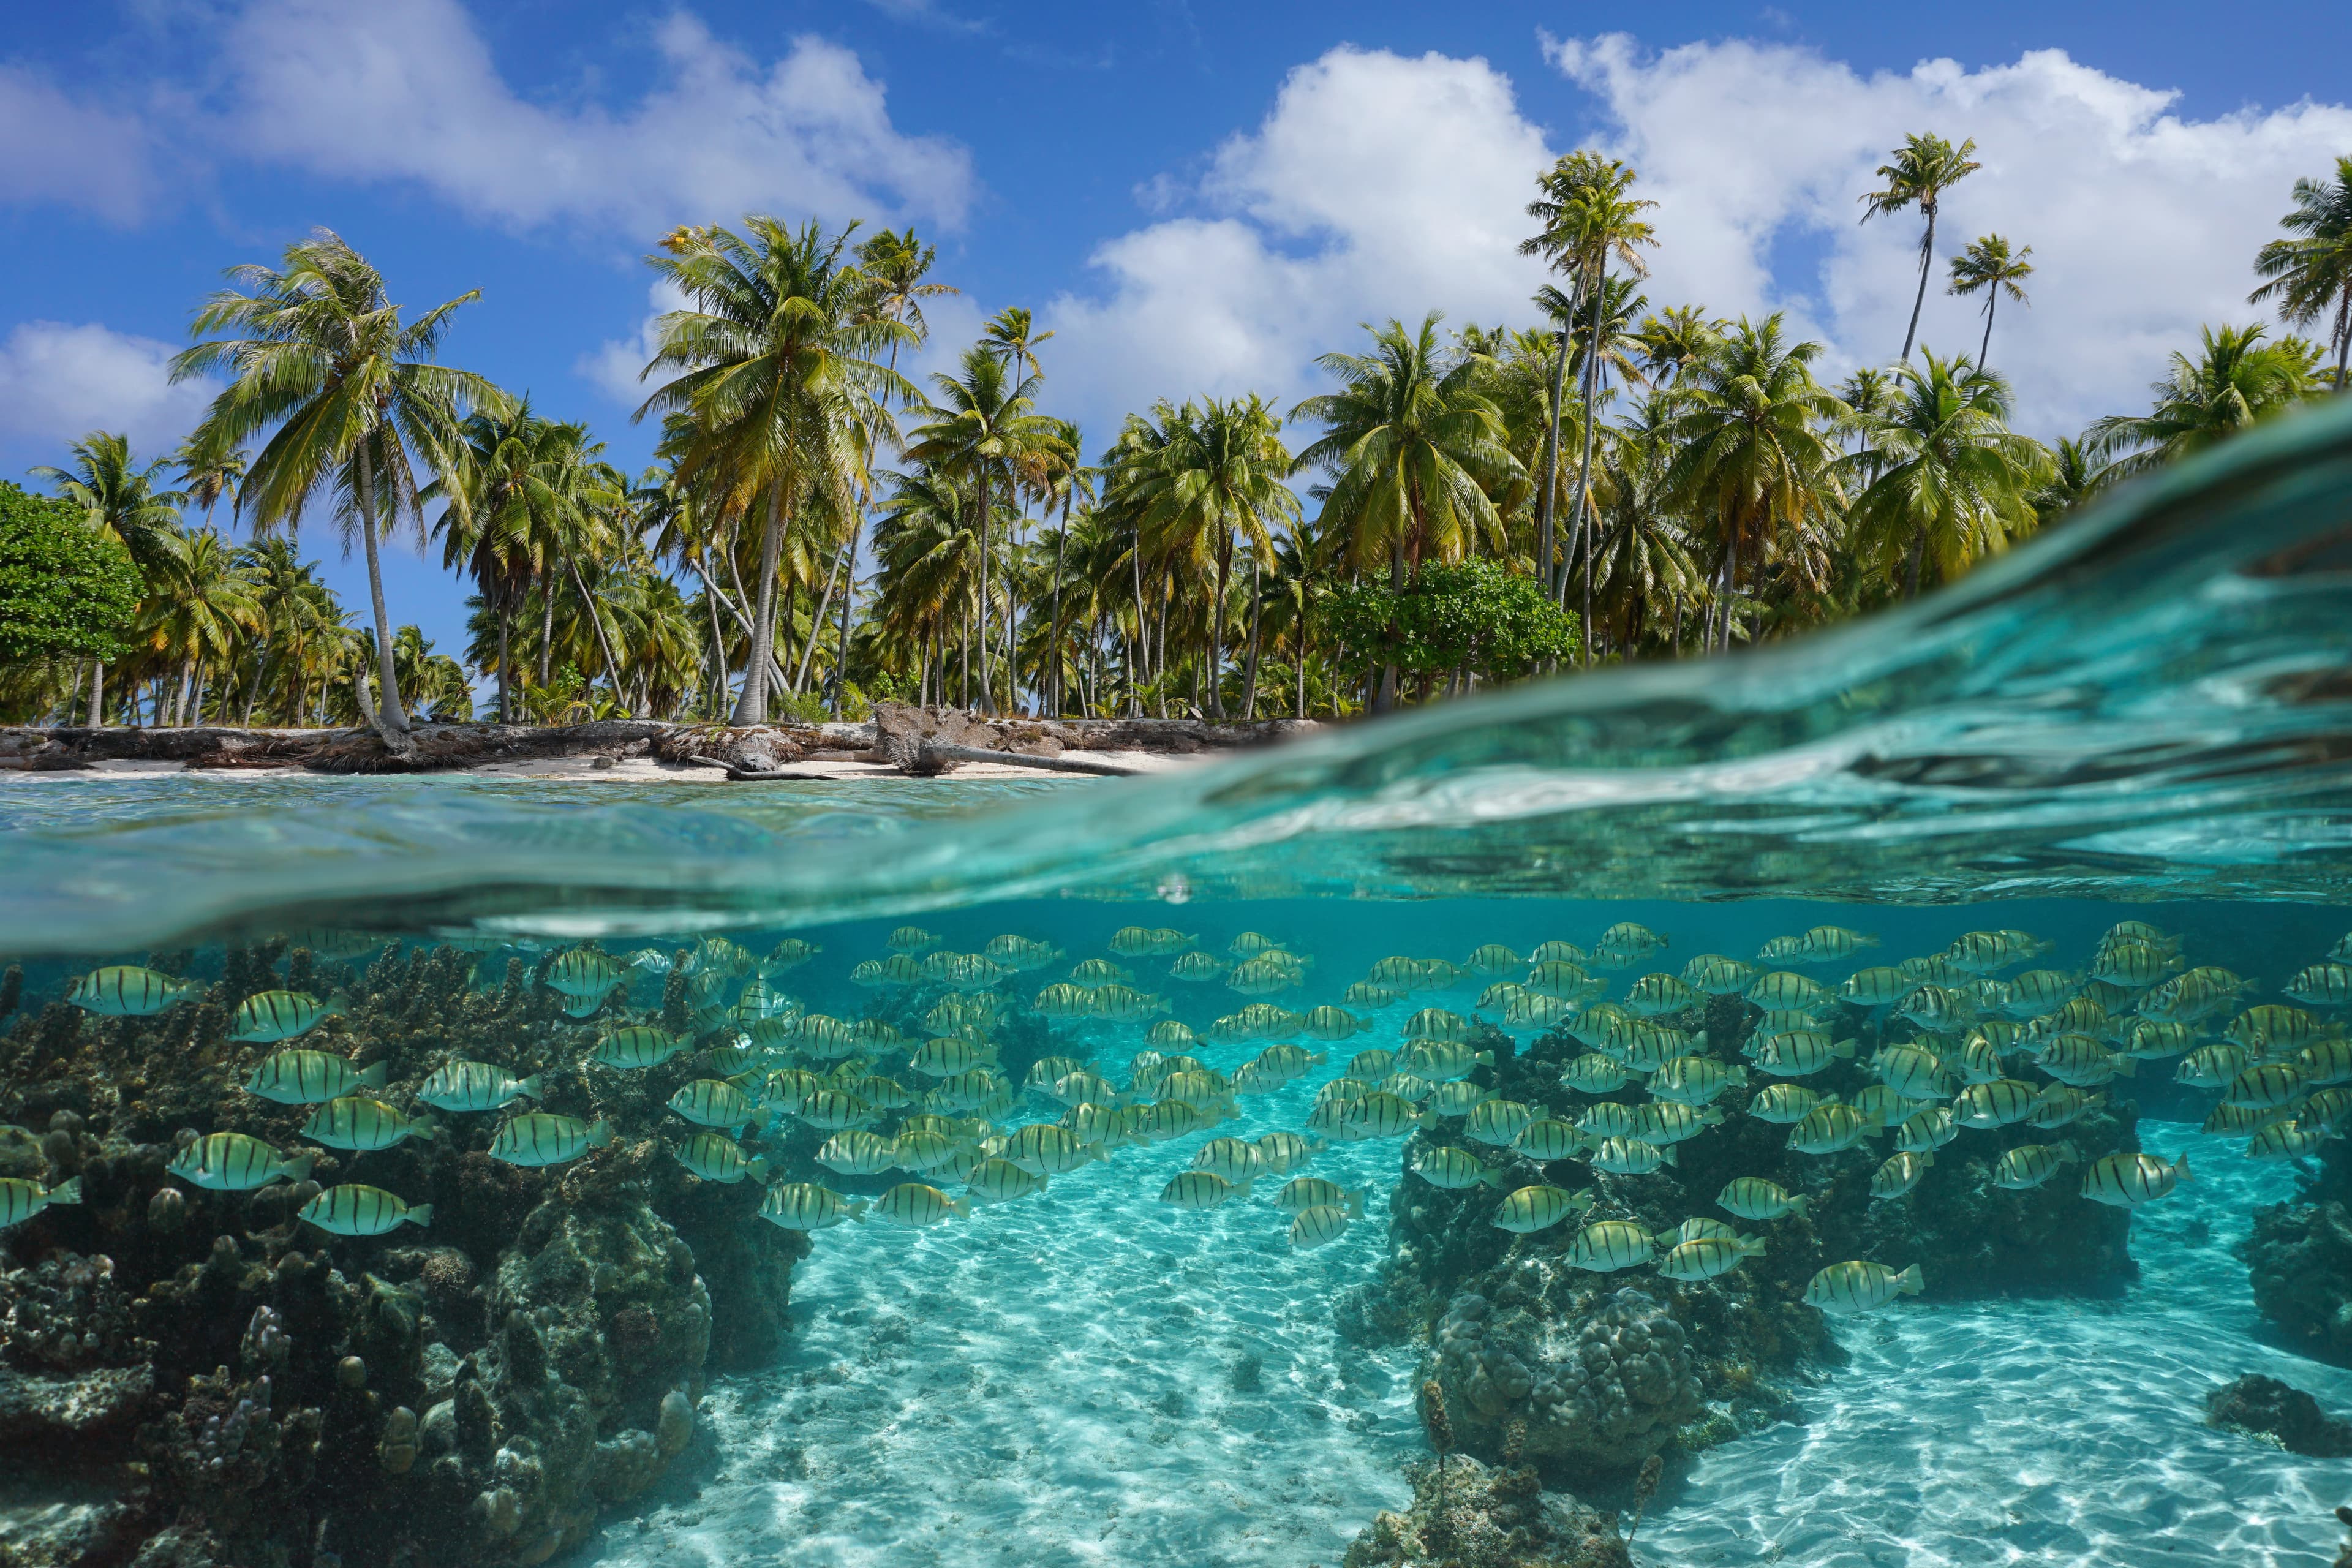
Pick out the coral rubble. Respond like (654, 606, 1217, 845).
(2206, 1374, 2352, 1457)
(1341, 1453, 1630, 1568)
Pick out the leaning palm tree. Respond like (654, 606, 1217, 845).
(1659, 315, 1848, 650)
(174, 426, 247, 530)
(1841, 350, 2053, 599)
(171, 229, 508, 745)
(1947, 235, 2034, 368)
(2250, 155, 2352, 390)
(638, 218, 911, 724)
(2085, 322, 2328, 478)
(1292, 312, 1518, 710)
(1860, 134, 1982, 361)
(32, 431, 189, 726)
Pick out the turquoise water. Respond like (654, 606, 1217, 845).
(4, 400, 2352, 1568)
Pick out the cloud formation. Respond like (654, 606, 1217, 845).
(1044, 37, 2352, 446)
(0, 322, 216, 457)
(1548, 34, 2352, 434)
(0, 66, 163, 225)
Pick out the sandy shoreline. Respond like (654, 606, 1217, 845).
(1, 748, 1204, 783)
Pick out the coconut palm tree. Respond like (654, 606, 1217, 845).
(171, 230, 505, 744)
(1035, 418, 1095, 715)
(903, 347, 1060, 712)
(1659, 315, 1848, 650)
(1291, 313, 1518, 710)
(1520, 151, 1620, 604)
(638, 218, 911, 724)
(139, 527, 262, 724)
(1860, 134, 1982, 361)
(2034, 437, 2112, 529)
(174, 426, 247, 530)
(1841, 350, 2053, 599)
(1947, 235, 2034, 368)
(2084, 322, 2328, 478)
(32, 431, 189, 727)
(2250, 155, 2352, 390)
(1634, 306, 1724, 387)
(1587, 401, 1701, 655)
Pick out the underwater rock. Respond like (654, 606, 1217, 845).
(2244, 1200, 2352, 1359)
(1432, 1285, 1702, 1473)
(1342, 1452, 1630, 1568)
(2206, 1374, 2352, 1457)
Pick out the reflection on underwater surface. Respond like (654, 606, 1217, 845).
(4, 401, 2352, 1567)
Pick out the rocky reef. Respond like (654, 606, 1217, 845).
(2244, 1138, 2352, 1360)
(1349, 997, 2141, 1490)
(2205, 1373, 2352, 1457)
(1341, 1453, 1631, 1568)
(0, 937, 812, 1568)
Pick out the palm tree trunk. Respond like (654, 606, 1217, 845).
(538, 582, 557, 692)
(353, 440, 410, 739)
(699, 571, 728, 716)
(87, 661, 104, 729)
(974, 474, 995, 714)
(1128, 527, 1145, 717)
(1565, 273, 1606, 663)
(567, 554, 627, 705)
(495, 605, 514, 723)
(1900, 212, 1937, 361)
(1241, 557, 1264, 720)
(1978, 293, 1996, 368)
(1155, 573, 1170, 719)
(1376, 537, 1404, 714)
(834, 539, 856, 718)
(1047, 499, 1070, 715)
(797, 542, 849, 694)
(734, 480, 788, 725)
(1904, 524, 1928, 600)
(1536, 312, 1574, 600)
(1208, 528, 1234, 718)
(1295, 631, 1307, 720)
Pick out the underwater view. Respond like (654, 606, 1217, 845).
(5, 400, 2352, 1568)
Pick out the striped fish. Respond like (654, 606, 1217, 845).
(2081, 1151, 2191, 1208)
(1991, 1141, 2079, 1189)
(668, 1077, 758, 1130)
(246, 1051, 388, 1106)
(1513, 1118, 1585, 1163)
(418, 1061, 541, 1114)
(589, 1027, 685, 1071)
(1748, 1084, 1834, 1125)
(1624, 973, 1698, 1017)
(909, 1038, 997, 1079)
(0, 1175, 80, 1228)
(1463, 1098, 1537, 1147)
(1718, 1176, 1809, 1221)
(1288, 1204, 1354, 1248)
(1009, 1123, 1104, 1176)
(886, 927, 939, 953)
(1167, 952, 1226, 982)
(298, 1183, 430, 1236)
(1788, 1104, 1880, 1155)
(1752, 1032, 1853, 1078)
(170, 1132, 317, 1190)
(672, 1133, 769, 1185)
(765, 938, 821, 971)
(1276, 1177, 1366, 1216)
(68, 965, 194, 1016)
(1950, 1079, 2041, 1129)
(2026, 1086, 2105, 1129)
(795, 1088, 878, 1131)
(1191, 1136, 1265, 1188)
(489, 1114, 611, 1168)
(1564, 1219, 1655, 1271)
(1747, 971, 1831, 1010)
(1683, 954, 1760, 995)
(758, 1183, 867, 1231)
(873, 1182, 970, 1224)
(1466, 943, 1523, 976)
(1586, 1136, 1675, 1175)
(2223, 1063, 2307, 1109)
(1634, 1102, 1724, 1146)
(1804, 1261, 1923, 1314)
(1158, 1170, 1240, 1212)
(1657, 1234, 1768, 1281)
(543, 949, 626, 1000)
(2247, 1121, 2331, 1161)
(1869, 1151, 1933, 1200)
(1491, 1185, 1595, 1234)
(1560, 1054, 1634, 1094)
(1343, 982, 1403, 1009)
(1649, 1057, 1746, 1107)
(1411, 1145, 1499, 1190)
(228, 990, 341, 1043)
(966, 1158, 1046, 1204)
(1895, 1107, 1959, 1155)
(1577, 1101, 1646, 1139)
(300, 1097, 438, 1152)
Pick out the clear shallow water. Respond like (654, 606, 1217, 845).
(6, 399, 2352, 1568)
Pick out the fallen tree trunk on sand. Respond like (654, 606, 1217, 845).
(1, 721, 675, 775)
(908, 742, 1148, 778)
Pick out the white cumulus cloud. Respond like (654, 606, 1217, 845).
(0, 65, 165, 224)
(0, 322, 217, 459)
(1548, 34, 2352, 435)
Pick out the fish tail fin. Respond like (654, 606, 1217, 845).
(406, 1202, 433, 1227)
(518, 1075, 545, 1100)
(1860, 934, 1882, 948)
(1787, 1195, 1811, 1219)
(949, 1197, 972, 1218)
(1085, 1142, 1107, 1163)
(323, 994, 349, 1017)
(2086, 1091, 2108, 1110)
(748, 1158, 771, 1185)
(1742, 1235, 1770, 1257)
(1660, 1144, 1679, 1167)
(1232, 1177, 1253, 1197)
(1307, 1138, 1329, 1155)
(285, 1151, 317, 1184)
(589, 1120, 614, 1148)
(2055, 1141, 2081, 1164)
(2175, 1155, 2194, 1182)
(1345, 1188, 1366, 1219)
(1479, 1164, 1504, 1188)
(848, 1199, 870, 1223)
(1308, 1052, 1327, 1066)
(1416, 1112, 1438, 1132)
(1918, 1150, 1936, 1167)
(47, 1176, 82, 1205)
(1833, 1039, 1856, 1060)
(1896, 1262, 1924, 1295)
(2114, 1055, 2138, 1077)
(1474, 1050, 1494, 1067)
(356, 1060, 390, 1090)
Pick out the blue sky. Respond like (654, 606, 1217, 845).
(4, 0, 2350, 662)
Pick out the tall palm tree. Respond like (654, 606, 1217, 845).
(32, 431, 189, 727)
(1036, 418, 1095, 715)
(1292, 313, 1518, 710)
(1860, 134, 1982, 361)
(1840, 350, 2052, 599)
(638, 218, 910, 724)
(1588, 398, 1701, 655)
(140, 527, 262, 725)
(1634, 306, 1724, 387)
(2034, 437, 2111, 529)
(2250, 155, 2352, 390)
(904, 347, 1060, 712)
(174, 426, 247, 530)
(1659, 315, 1847, 650)
(2084, 322, 2328, 478)
(1947, 235, 2034, 367)
(171, 229, 507, 744)
(1124, 395, 1297, 717)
